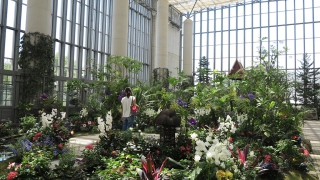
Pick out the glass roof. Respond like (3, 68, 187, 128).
(167, 0, 245, 13)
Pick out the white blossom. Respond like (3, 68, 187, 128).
(190, 133, 198, 140)
(80, 108, 88, 118)
(194, 155, 201, 162)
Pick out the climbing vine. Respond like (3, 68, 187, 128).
(18, 32, 55, 102)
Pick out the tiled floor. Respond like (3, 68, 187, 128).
(302, 120, 320, 179)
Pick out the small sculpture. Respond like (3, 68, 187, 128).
(105, 110, 113, 131)
(154, 109, 181, 127)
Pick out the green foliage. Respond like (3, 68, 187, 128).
(20, 116, 37, 133)
(295, 54, 320, 115)
(17, 101, 34, 120)
(233, 39, 303, 144)
(196, 56, 212, 84)
(97, 153, 141, 179)
(18, 32, 55, 103)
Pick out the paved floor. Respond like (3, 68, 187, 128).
(302, 120, 320, 179)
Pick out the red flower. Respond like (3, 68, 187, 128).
(228, 137, 233, 143)
(248, 131, 253, 135)
(156, 150, 160, 154)
(33, 132, 43, 141)
(57, 144, 63, 149)
(111, 151, 117, 155)
(184, 151, 190, 156)
(85, 144, 94, 150)
(300, 148, 309, 156)
(240, 132, 245, 136)
(264, 154, 272, 163)
(179, 146, 186, 151)
(185, 146, 191, 151)
(6, 171, 18, 180)
(293, 136, 297, 140)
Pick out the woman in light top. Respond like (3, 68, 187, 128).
(121, 87, 139, 131)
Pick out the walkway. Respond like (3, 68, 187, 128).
(302, 120, 320, 179)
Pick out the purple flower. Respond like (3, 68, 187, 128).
(248, 93, 255, 101)
(239, 95, 244, 99)
(188, 117, 197, 126)
(105, 90, 110, 95)
(117, 95, 123, 102)
(177, 98, 187, 107)
(40, 93, 49, 101)
(121, 90, 125, 95)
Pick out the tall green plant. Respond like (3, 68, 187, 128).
(295, 54, 320, 115)
(18, 32, 55, 103)
(234, 40, 303, 143)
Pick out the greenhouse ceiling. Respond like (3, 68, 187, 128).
(167, 0, 245, 13)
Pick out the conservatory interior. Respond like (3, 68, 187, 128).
(1, 0, 320, 179)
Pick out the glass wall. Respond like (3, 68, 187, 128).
(128, 0, 153, 83)
(190, 0, 320, 75)
(52, 0, 112, 105)
(0, 0, 27, 107)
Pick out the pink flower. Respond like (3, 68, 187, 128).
(83, 124, 86, 127)
(7, 163, 15, 169)
(14, 164, 21, 171)
(88, 121, 91, 125)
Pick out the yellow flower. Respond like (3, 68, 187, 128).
(292, 158, 296, 162)
(225, 170, 233, 179)
(216, 170, 226, 180)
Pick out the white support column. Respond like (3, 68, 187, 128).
(155, 0, 169, 68)
(111, 0, 129, 56)
(25, 0, 53, 35)
(183, 18, 193, 76)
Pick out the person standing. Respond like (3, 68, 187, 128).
(121, 87, 138, 131)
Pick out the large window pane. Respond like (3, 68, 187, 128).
(295, 9, 303, 23)
(296, 24, 304, 39)
(278, 26, 285, 40)
(261, 13, 268, 26)
(278, 11, 285, 25)
(305, 24, 313, 38)
(4, 29, 14, 59)
(287, 11, 294, 24)
(315, 38, 320, 53)
(315, 7, 320, 21)
(305, 39, 313, 54)
(315, 23, 320, 37)
(238, 16, 244, 29)
(7, 0, 17, 28)
(305, 8, 313, 22)
(54, 42, 61, 76)
(253, 14, 260, 27)
(287, 25, 294, 39)
(21, 4, 27, 30)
